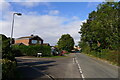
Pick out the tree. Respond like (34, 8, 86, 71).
(79, 2, 119, 50)
(1, 34, 17, 80)
(0, 34, 15, 60)
(57, 34, 75, 52)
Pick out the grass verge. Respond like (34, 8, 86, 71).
(82, 53, 119, 66)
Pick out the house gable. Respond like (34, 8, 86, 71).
(15, 35, 43, 45)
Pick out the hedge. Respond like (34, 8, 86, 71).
(12, 45, 51, 57)
(1, 34, 17, 80)
(89, 49, 120, 66)
(2, 59, 17, 80)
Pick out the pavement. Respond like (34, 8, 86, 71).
(15, 53, 119, 80)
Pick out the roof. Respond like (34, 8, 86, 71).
(43, 43, 50, 46)
(18, 36, 34, 39)
(16, 35, 43, 40)
(12, 43, 25, 46)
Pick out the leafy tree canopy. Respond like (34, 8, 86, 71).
(57, 34, 75, 52)
(79, 2, 119, 50)
(0, 34, 15, 60)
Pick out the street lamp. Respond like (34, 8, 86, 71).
(10, 13, 22, 45)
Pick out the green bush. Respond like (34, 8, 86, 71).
(1, 34, 15, 60)
(89, 49, 119, 66)
(100, 49, 110, 59)
(105, 50, 119, 64)
(79, 41, 91, 54)
(2, 59, 17, 80)
(83, 45, 90, 54)
(12, 45, 51, 57)
(1, 34, 17, 80)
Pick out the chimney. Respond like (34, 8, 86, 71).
(31, 34, 34, 36)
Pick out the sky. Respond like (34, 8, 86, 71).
(0, 0, 104, 46)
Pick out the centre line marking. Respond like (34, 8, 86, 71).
(73, 58, 75, 64)
(74, 57, 85, 80)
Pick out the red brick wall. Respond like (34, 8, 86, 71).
(15, 39, 29, 45)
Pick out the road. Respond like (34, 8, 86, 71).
(16, 53, 119, 80)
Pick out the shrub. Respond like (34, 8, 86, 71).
(12, 45, 51, 57)
(2, 59, 17, 80)
(105, 50, 119, 65)
(1, 34, 15, 60)
(82, 44, 91, 54)
(79, 41, 91, 54)
(89, 49, 119, 66)
(1, 34, 17, 80)
(100, 49, 110, 59)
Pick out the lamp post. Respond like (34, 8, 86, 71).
(10, 13, 22, 46)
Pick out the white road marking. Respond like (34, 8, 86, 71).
(81, 74, 85, 79)
(73, 58, 75, 64)
(74, 57, 85, 80)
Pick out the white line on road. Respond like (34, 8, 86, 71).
(74, 57, 85, 80)
(73, 58, 75, 64)
(81, 74, 85, 79)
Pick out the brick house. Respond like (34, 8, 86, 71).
(15, 35, 43, 46)
(43, 43, 50, 46)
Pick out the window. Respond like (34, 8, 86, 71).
(31, 40, 37, 44)
(39, 41, 41, 44)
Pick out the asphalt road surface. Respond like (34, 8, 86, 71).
(16, 53, 119, 80)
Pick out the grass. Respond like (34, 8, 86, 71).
(82, 52, 119, 66)
(64, 53, 70, 54)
